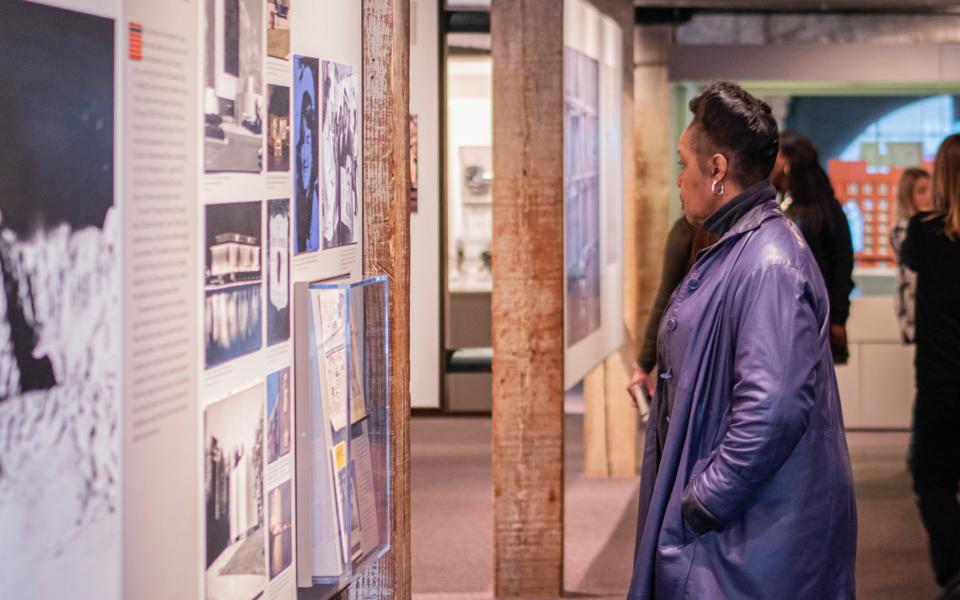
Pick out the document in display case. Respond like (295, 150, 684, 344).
(294, 276, 390, 594)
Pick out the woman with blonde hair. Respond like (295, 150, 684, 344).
(901, 134, 960, 598)
(891, 167, 932, 343)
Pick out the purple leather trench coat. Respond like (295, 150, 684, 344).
(628, 195, 857, 599)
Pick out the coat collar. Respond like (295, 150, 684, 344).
(695, 198, 783, 264)
(704, 181, 778, 238)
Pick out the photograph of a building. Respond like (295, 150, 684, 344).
(0, 3, 120, 596)
(267, 199, 290, 345)
(267, 0, 290, 60)
(563, 47, 602, 347)
(294, 56, 320, 254)
(268, 479, 293, 579)
(204, 384, 266, 599)
(321, 60, 360, 249)
(204, 0, 264, 173)
(267, 85, 290, 172)
(266, 367, 291, 464)
(205, 202, 263, 367)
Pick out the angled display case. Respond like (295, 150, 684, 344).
(294, 276, 391, 596)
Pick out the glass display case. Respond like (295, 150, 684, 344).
(294, 276, 390, 596)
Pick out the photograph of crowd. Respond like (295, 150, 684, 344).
(321, 61, 360, 249)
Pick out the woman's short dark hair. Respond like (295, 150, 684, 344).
(688, 81, 779, 187)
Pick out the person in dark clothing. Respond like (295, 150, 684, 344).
(901, 133, 960, 599)
(629, 218, 715, 403)
(770, 131, 855, 364)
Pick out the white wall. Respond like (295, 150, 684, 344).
(446, 56, 493, 287)
(409, 0, 442, 408)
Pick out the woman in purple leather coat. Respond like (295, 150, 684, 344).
(628, 82, 857, 599)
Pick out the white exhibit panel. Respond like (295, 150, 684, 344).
(409, 0, 442, 408)
(199, 1, 364, 599)
(562, 0, 624, 390)
(2, 1, 383, 598)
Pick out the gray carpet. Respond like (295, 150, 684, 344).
(411, 416, 940, 599)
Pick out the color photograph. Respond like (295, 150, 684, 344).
(205, 202, 263, 368)
(204, 385, 266, 600)
(294, 56, 320, 253)
(204, 0, 264, 173)
(267, 85, 290, 172)
(266, 199, 290, 346)
(267, 479, 293, 579)
(0, 2, 120, 596)
(563, 47, 601, 347)
(266, 367, 291, 464)
(266, 0, 290, 60)
(321, 60, 360, 249)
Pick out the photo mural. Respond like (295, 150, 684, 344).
(0, 2, 120, 596)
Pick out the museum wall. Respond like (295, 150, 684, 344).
(0, 1, 399, 598)
(409, 0, 442, 409)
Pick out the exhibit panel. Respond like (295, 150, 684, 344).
(562, 0, 625, 389)
(2, 1, 389, 599)
(198, 1, 365, 599)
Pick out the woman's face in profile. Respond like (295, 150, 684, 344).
(913, 176, 933, 213)
(676, 125, 716, 224)
(299, 105, 313, 186)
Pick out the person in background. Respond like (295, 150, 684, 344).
(628, 217, 716, 405)
(770, 131, 855, 364)
(901, 134, 960, 599)
(629, 81, 856, 599)
(891, 167, 933, 343)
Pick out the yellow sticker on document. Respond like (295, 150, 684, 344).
(333, 441, 347, 470)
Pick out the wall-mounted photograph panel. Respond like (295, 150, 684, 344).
(321, 61, 360, 249)
(563, 0, 624, 389)
(267, 198, 291, 345)
(203, 0, 265, 174)
(267, 85, 291, 172)
(204, 383, 266, 599)
(205, 202, 264, 368)
(294, 56, 320, 254)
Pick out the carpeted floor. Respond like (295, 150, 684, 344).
(411, 415, 940, 599)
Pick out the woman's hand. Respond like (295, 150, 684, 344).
(628, 364, 656, 408)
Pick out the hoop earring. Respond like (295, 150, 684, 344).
(711, 179, 725, 197)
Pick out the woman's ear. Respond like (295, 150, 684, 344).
(710, 153, 729, 180)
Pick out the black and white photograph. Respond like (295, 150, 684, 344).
(266, 367, 291, 464)
(321, 60, 360, 249)
(0, 3, 120, 596)
(294, 56, 320, 253)
(267, 85, 290, 172)
(266, 199, 290, 345)
(563, 47, 602, 348)
(267, 479, 293, 579)
(204, 0, 265, 173)
(266, 0, 290, 60)
(204, 384, 266, 600)
(205, 202, 263, 368)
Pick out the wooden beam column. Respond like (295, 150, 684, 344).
(355, 0, 411, 598)
(491, 0, 565, 596)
